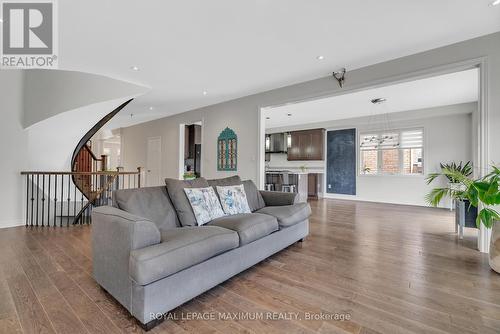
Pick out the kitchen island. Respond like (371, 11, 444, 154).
(265, 169, 323, 202)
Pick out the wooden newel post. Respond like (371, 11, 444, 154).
(100, 155, 108, 171)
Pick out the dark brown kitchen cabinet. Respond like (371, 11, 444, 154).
(287, 129, 325, 161)
(308, 173, 318, 198)
(185, 124, 201, 159)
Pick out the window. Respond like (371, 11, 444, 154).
(359, 128, 423, 175)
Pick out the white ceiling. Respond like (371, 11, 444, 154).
(57, 1, 500, 128)
(264, 69, 479, 129)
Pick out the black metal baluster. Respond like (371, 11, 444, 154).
(35, 174, 39, 227)
(41, 174, 45, 227)
(73, 178, 77, 223)
(54, 174, 57, 227)
(67, 174, 71, 227)
(60, 174, 64, 227)
(47, 175, 51, 226)
(80, 186, 84, 225)
(30, 175, 34, 227)
(25, 174, 29, 226)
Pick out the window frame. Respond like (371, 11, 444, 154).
(358, 127, 425, 177)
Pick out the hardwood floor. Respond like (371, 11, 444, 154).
(1, 199, 499, 334)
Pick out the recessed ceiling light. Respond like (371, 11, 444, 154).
(316, 55, 325, 60)
(202, 91, 208, 96)
(287, 113, 292, 116)
(149, 106, 154, 111)
(266, 117, 270, 120)
(491, 0, 500, 5)
(130, 66, 140, 71)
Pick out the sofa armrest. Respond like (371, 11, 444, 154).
(91, 206, 161, 309)
(92, 206, 161, 251)
(259, 191, 298, 206)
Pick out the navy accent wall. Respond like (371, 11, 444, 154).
(326, 129, 356, 195)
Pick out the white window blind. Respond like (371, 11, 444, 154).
(400, 129, 423, 148)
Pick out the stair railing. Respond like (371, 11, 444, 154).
(20, 168, 142, 227)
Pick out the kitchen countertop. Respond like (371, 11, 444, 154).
(265, 168, 324, 174)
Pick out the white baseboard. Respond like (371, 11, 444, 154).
(321, 193, 448, 209)
(0, 220, 24, 229)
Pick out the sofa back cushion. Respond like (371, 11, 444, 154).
(207, 175, 242, 189)
(208, 176, 264, 212)
(165, 177, 210, 226)
(113, 186, 180, 230)
(242, 180, 266, 212)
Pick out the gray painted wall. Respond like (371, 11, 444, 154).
(121, 32, 500, 187)
(0, 71, 28, 227)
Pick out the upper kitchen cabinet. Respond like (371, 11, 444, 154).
(287, 129, 325, 161)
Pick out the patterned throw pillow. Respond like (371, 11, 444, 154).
(183, 187, 226, 225)
(216, 184, 251, 215)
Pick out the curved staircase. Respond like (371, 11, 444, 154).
(21, 99, 143, 227)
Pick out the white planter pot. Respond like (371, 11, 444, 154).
(490, 221, 500, 274)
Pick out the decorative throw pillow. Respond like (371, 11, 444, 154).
(216, 184, 252, 215)
(165, 177, 210, 226)
(183, 187, 226, 225)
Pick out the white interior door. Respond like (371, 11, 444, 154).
(146, 137, 161, 186)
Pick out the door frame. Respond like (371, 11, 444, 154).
(146, 136, 162, 187)
(178, 121, 204, 180)
(258, 57, 489, 252)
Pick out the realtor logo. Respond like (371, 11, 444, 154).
(1, 0, 58, 68)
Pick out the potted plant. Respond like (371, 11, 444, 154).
(429, 165, 500, 273)
(426, 162, 476, 225)
(183, 171, 196, 180)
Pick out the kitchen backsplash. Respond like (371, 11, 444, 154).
(266, 153, 324, 170)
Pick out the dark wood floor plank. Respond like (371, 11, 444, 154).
(0, 240, 56, 334)
(28, 231, 122, 334)
(29, 230, 144, 333)
(8, 241, 89, 334)
(1, 199, 500, 333)
(0, 265, 24, 334)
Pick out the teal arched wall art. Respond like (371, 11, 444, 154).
(217, 127, 237, 171)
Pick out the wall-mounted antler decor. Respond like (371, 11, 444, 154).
(333, 68, 346, 88)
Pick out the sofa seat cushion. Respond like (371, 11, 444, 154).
(209, 213, 278, 245)
(129, 226, 238, 285)
(256, 203, 311, 228)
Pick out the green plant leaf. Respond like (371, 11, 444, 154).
(473, 182, 490, 192)
(425, 173, 440, 185)
(476, 208, 500, 229)
(424, 188, 450, 207)
(468, 186, 479, 207)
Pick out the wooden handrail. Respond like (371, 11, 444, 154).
(70, 99, 133, 201)
(21, 171, 140, 176)
(82, 144, 102, 161)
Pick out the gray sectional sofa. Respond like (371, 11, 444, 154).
(92, 176, 311, 330)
